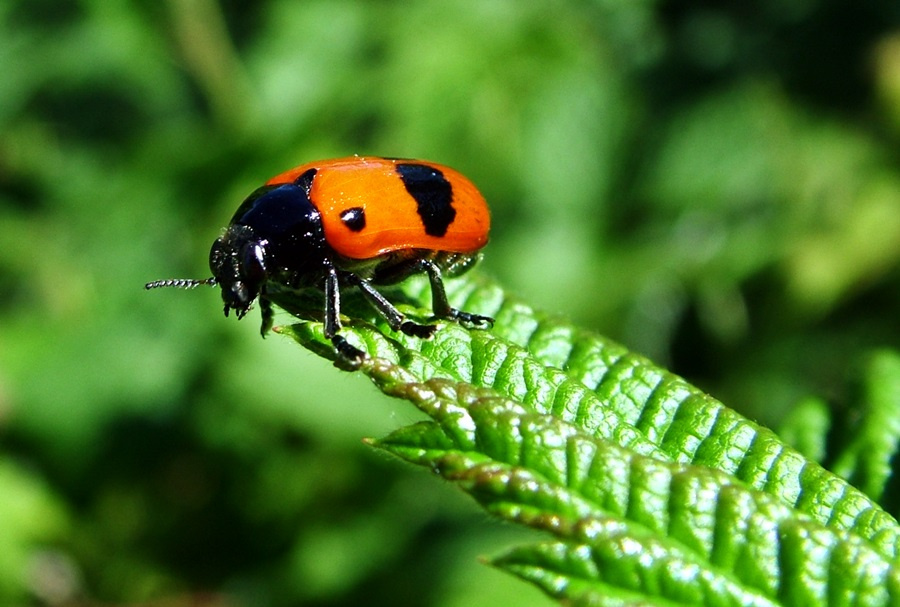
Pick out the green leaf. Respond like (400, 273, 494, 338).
(280, 275, 900, 559)
(365, 375, 900, 606)
(494, 536, 781, 607)
(279, 274, 900, 605)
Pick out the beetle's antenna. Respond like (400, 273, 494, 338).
(145, 277, 217, 290)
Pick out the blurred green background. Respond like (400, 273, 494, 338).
(2, 1, 899, 605)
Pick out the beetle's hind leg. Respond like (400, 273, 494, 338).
(346, 257, 493, 337)
(343, 273, 438, 339)
(418, 260, 493, 329)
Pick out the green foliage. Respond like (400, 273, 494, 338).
(830, 351, 900, 503)
(0, 461, 69, 602)
(2, 0, 900, 605)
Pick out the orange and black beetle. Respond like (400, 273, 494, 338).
(147, 156, 492, 363)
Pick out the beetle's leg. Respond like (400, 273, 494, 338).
(419, 260, 494, 328)
(343, 273, 436, 339)
(324, 264, 366, 363)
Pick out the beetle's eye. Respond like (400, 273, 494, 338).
(209, 239, 226, 275)
(240, 242, 266, 283)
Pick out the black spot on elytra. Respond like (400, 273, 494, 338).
(396, 163, 455, 237)
(339, 207, 366, 232)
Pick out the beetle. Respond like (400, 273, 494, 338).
(146, 156, 492, 363)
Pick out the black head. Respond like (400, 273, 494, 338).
(144, 223, 275, 320)
(143, 225, 264, 320)
(145, 176, 329, 325)
(208, 224, 268, 319)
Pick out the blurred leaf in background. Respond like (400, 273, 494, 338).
(0, 0, 898, 605)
